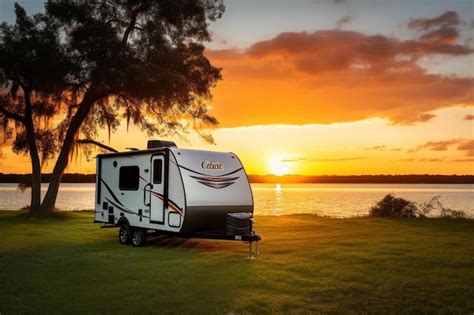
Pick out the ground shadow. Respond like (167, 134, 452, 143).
(146, 233, 247, 253)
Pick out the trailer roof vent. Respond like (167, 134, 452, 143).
(147, 140, 177, 149)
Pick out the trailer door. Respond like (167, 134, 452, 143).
(149, 155, 165, 224)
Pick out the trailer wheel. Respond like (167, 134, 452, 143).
(131, 228, 147, 247)
(119, 223, 131, 245)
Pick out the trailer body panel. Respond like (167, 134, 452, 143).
(94, 147, 253, 235)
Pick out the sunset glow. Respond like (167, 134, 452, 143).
(0, 1, 472, 176)
(0, 2, 472, 313)
(268, 155, 293, 176)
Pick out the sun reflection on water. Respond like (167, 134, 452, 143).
(273, 183, 283, 215)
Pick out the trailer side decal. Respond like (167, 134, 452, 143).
(196, 180, 235, 189)
(101, 179, 124, 207)
(105, 197, 149, 218)
(190, 175, 239, 182)
(150, 191, 184, 216)
(176, 165, 242, 189)
(189, 175, 239, 189)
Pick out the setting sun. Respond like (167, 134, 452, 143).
(269, 155, 292, 176)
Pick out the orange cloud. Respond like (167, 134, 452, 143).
(457, 140, 474, 156)
(402, 157, 474, 163)
(207, 12, 473, 127)
(401, 158, 444, 162)
(410, 138, 474, 156)
(364, 145, 401, 152)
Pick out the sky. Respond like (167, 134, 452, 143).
(0, 0, 473, 175)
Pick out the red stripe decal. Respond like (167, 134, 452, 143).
(150, 191, 183, 216)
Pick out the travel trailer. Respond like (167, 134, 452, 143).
(94, 140, 261, 256)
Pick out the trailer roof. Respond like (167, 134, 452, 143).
(96, 147, 235, 159)
(96, 147, 168, 158)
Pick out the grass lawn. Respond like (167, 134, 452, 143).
(0, 211, 473, 313)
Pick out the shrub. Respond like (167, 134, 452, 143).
(369, 194, 418, 217)
(370, 194, 466, 218)
(418, 195, 466, 219)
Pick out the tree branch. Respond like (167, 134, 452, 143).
(121, 11, 138, 45)
(121, 4, 148, 45)
(76, 138, 118, 152)
(0, 105, 25, 123)
(0, 77, 29, 123)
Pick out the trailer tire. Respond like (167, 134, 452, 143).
(131, 228, 147, 247)
(119, 223, 131, 245)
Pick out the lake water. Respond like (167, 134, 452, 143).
(0, 183, 472, 218)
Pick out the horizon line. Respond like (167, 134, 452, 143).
(1, 173, 474, 177)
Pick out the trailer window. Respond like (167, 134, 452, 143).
(119, 166, 140, 190)
(153, 159, 162, 184)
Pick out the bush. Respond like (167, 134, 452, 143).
(370, 194, 418, 217)
(369, 194, 466, 219)
(418, 195, 466, 219)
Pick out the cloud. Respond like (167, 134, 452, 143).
(364, 145, 387, 151)
(209, 31, 229, 47)
(364, 145, 401, 151)
(464, 114, 474, 120)
(451, 158, 474, 162)
(336, 16, 352, 28)
(457, 140, 474, 156)
(409, 11, 459, 31)
(412, 139, 460, 151)
(409, 11, 461, 46)
(410, 138, 474, 156)
(282, 157, 365, 162)
(401, 157, 474, 163)
(401, 158, 444, 162)
(207, 11, 473, 127)
(245, 30, 472, 62)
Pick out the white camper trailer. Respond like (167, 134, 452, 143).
(94, 140, 260, 254)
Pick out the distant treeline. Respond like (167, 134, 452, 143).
(0, 173, 473, 184)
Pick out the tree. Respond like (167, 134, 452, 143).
(0, 0, 224, 216)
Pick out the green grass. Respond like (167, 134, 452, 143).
(0, 211, 473, 313)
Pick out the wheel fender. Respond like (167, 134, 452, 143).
(116, 217, 130, 228)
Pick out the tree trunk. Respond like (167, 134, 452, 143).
(27, 141, 42, 215)
(21, 90, 43, 216)
(39, 149, 66, 213)
(39, 96, 96, 213)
